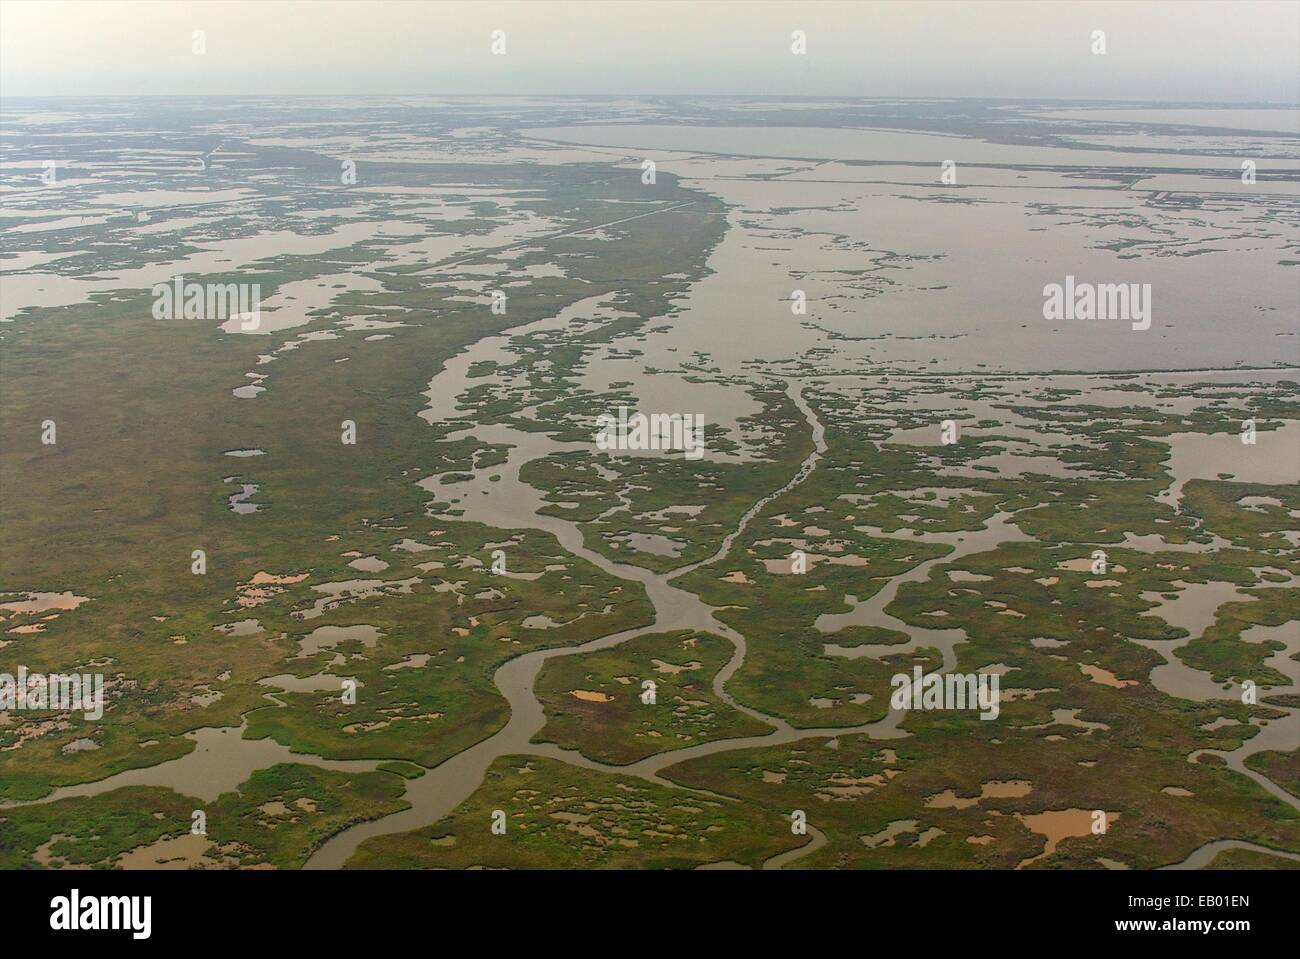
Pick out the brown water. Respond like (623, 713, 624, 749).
(7, 718, 380, 806)
(820, 512, 1031, 672)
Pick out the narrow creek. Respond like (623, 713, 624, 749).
(1161, 839, 1300, 870)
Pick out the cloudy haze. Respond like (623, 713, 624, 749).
(2, 0, 1297, 102)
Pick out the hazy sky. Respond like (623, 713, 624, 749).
(2, 0, 1297, 101)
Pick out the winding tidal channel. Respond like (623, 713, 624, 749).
(307, 383, 907, 868)
(10, 360, 1295, 870)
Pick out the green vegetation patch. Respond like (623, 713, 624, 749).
(533, 630, 770, 764)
